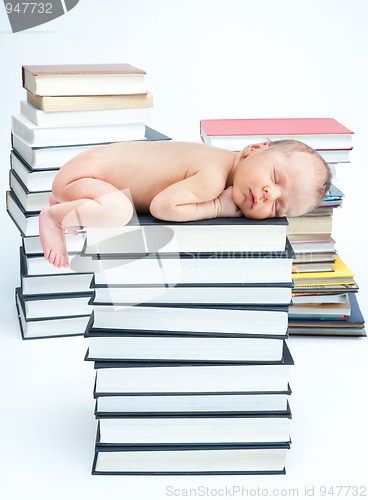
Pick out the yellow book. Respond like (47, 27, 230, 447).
(292, 255, 354, 286)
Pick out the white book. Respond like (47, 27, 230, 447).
(93, 446, 289, 474)
(86, 335, 286, 363)
(20, 293, 92, 319)
(22, 233, 86, 255)
(9, 170, 50, 212)
(91, 304, 288, 336)
(16, 289, 90, 339)
(92, 255, 293, 286)
(23, 252, 96, 276)
(11, 152, 58, 191)
(21, 273, 94, 296)
(11, 113, 146, 147)
(92, 284, 292, 305)
(12, 134, 101, 170)
(20, 100, 152, 127)
(97, 414, 291, 445)
(7, 190, 39, 237)
(95, 392, 290, 415)
(94, 347, 293, 394)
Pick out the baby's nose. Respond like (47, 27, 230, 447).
(262, 185, 281, 202)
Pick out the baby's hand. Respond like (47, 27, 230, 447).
(216, 186, 242, 218)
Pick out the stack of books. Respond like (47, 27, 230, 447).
(200, 117, 365, 337)
(6, 63, 170, 339)
(83, 215, 295, 475)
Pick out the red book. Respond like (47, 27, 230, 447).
(200, 118, 353, 151)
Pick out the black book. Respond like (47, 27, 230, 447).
(91, 239, 295, 287)
(22, 233, 87, 255)
(93, 342, 293, 396)
(84, 324, 288, 363)
(88, 301, 289, 337)
(9, 169, 49, 212)
(6, 189, 39, 238)
(84, 214, 288, 256)
(95, 408, 292, 447)
(15, 286, 91, 321)
(92, 440, 290, 475)
(91, 281, 293, 307)
(15, 288, 90, 339)
(94, 387, 292, 417)
(19, 247, 93, 295)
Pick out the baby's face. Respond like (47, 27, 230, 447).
(232, 145, 320, 219)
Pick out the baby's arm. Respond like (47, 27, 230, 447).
(150, 169, 242, 221)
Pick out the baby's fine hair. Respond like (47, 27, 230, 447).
(268, 139, 332, 212)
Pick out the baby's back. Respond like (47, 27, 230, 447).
(95, 141, 234, 212)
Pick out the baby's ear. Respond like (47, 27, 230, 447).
(242, 142, 270, 157)
(250, 142, 271, 152)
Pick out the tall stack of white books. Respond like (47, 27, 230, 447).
(83, 213, 295, 475)
(6, 63, 171, 339)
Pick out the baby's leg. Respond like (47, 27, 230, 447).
(40, 178, 134, 268)
(49, 192, 81, 235)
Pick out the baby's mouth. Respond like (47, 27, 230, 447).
(249, 189, 256, 209)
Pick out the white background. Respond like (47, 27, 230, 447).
(1, 1, 368, 498)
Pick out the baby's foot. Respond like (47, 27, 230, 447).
(66, 225, 83, 235)
(39, 208, 69, 268)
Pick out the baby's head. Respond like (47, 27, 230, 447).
(231, 139, 332, 219)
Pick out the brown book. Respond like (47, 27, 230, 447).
(22, 63, 147, 97)
(27, 91, 154, 112)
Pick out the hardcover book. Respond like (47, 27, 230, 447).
(92, 442, 290, 475)
(11, 126, 171, 169)
(96, 411, 292, 446)
(85, 333, 287, 363)
(22, 63, 147, 96)
(91, 242, 294, 286)
(89, 303, 289, 337)
(11, 113, 146, 147)
(15, 288, 90, 339)
(27, 90, 154, 112)
(94, 391, 292, 417)
(84, 214, 289, 255)
(93, 342, 294, 395)
(20, 99, 152, 127)
(200, 117, 354, 150)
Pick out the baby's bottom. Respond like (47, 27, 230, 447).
(39, 175, 134, 268)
